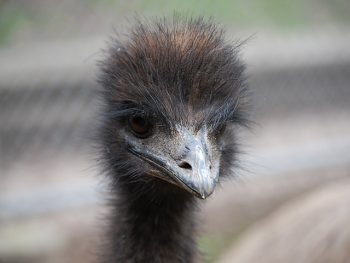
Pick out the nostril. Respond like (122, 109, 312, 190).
(178, 161, 192, 170)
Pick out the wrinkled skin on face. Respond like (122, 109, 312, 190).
(124, 121, 221, 198)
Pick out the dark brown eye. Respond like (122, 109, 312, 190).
(128, 116, 152, 138)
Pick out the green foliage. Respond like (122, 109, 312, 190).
(0, 3, 27, 45)
(0, 0, 349, 46)
(198, 232, 243, 262)
(99, 0, 337, 28)
(198, 235, 223, 262)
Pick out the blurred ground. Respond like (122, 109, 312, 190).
(216, 177, 350, 263)
(1, 1, 350, 263)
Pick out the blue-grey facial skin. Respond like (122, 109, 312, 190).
(126, 124, 221, 199)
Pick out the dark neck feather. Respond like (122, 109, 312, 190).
(105, 180, 199, 263)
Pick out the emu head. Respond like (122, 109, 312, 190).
(99, 18, 248, 199)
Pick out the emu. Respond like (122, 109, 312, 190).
(98, 17, 248, 262)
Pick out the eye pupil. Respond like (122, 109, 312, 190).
(129, 116, 152, 138)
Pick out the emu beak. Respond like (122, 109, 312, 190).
(128, 129, 219, 199)
(172, 134, 218, 199)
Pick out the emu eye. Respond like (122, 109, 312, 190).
(128, 116, 152, 138)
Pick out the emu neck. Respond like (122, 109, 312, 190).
(108, 182, 199, 263)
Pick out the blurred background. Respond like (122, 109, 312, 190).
(1, 1, 350, 263)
